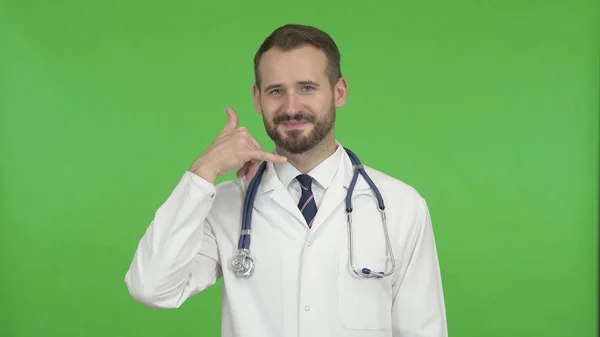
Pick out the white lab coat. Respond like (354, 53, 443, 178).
(125, 143, 448, 337)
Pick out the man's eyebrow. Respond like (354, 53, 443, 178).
(263, 81, 321, 93)
(263, 83, 281, 93)
(298, 80, 320, 87)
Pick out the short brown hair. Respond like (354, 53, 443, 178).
(253, 24, 342, 90)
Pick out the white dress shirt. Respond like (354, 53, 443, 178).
(273, 143, 342, 208)
(125, 141, 448, 337)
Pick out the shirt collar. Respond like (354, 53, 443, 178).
(273, 141, 344, 191)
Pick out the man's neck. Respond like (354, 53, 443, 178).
(276, 133, 338, 174)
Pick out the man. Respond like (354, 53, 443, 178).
(125, 24, 448, 336)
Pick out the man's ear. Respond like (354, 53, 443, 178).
(333, 77, 348, 108)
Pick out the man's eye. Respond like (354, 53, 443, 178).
(302, 86, 314, 91)
(270, 89, 281, 94)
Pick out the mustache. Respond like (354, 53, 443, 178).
(273, 113, 315, 124)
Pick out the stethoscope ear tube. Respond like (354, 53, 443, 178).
(347, 207, 395, 278)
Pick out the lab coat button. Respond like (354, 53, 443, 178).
(304, 305, 310, 311)
(307, 241, 312, 247)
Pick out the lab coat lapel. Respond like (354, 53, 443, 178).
(253, 162, 308, 230)
(310, 150, 371, 231)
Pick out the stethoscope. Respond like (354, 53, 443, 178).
(231, 147, 396, 279)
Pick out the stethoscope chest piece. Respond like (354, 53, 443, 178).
(231, 248, 255, 278)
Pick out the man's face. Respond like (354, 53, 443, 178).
(253, 45, 347, 154)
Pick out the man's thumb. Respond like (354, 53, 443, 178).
(223, 106, 239, 131)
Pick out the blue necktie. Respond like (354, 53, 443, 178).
(296, 174, 317, 228)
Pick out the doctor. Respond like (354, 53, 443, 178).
(125, 24, 448, 337)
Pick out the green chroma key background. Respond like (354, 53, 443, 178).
(0, 0, 597, 336)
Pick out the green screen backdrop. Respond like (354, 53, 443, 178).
(0, 0, 598, 336)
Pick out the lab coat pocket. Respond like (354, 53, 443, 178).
(337, 253, 393, 331)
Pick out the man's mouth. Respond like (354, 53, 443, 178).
(280, 120, 309, 129)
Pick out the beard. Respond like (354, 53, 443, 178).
(263, 102, 336, 154)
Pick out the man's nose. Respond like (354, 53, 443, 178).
(282, 92, 301, 114)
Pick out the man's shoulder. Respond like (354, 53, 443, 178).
(361, 164, 427, 204)
(204, 178, 247, 228)
(359, 164, 433, 229)
(213, 177, 247, 202)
